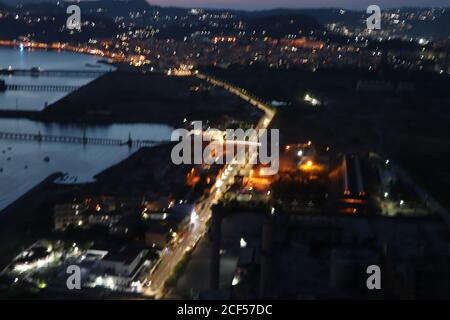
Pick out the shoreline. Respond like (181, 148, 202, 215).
(0, 110, 181, 127)
(0, 139, 173, 215)
(0, 143, 177, 269)
(0, 172, 63, 217)
(0, 70, 187, 128)
(0, 45, 130, 125)
(0, 40, 127, 63)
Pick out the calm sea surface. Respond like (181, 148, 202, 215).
(0, 48, 173, 211)
(0, 47, 115, 111)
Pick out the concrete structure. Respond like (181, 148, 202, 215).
(54, 202, 89, 231)
(84, 246, 149, 290)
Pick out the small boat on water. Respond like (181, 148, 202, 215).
(44, 156, 50, 162)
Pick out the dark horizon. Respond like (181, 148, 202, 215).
(149, 0, 450, 11)
(1, 0, 450, 11)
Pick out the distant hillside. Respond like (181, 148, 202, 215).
(0, 1, 447, 40)
(1, 0, 56, 4)
(0, 1, 118, 42)
(245, 14, 324, 37)
(408, 10, 450, 39)
(240, 7, 450, 40)
(300, 8, 450, 39)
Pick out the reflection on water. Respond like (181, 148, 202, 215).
(0, 120, 174, 211)
(0, 48, 173, 211)
(0, 48, 174, 212)
(0, 118, 173, 141)
(0, 47, 114, 110)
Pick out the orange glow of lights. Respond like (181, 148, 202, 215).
(341, 198, 365, 204)
(341, 207, 359, 215)
(299, 161, 325, 172)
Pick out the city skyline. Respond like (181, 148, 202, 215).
(145, 0, 450, 10)
(0, 0, 449, 303)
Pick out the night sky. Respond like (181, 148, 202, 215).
(146, 0, 450, 10)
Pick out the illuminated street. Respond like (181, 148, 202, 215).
(0, 0, 449, 305)
(145, 73, 275, 298)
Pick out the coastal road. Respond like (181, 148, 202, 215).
(144, 73, 275, 298)
(145, 195, 215, 298)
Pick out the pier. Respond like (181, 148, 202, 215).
(6, 84, 82, 92)
(0, 131, 167, 148)
(0, 68, 109, 77)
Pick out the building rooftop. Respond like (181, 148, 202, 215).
(102, 246, 144, 265)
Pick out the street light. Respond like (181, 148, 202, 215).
(190, 210, 198, 224)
